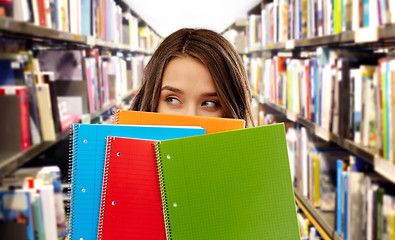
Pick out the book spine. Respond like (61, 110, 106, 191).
(336, 159, 343, 235)
(68, 123, 79, 239)
(154, 141, 171, 239)
(97, 136, 114, 239)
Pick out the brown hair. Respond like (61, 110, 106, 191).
(130, 28, 254, 127)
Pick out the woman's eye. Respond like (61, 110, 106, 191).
(202, 101, 219, 107)
(166, 97, 181, 104)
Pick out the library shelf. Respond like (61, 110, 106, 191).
(259, 24, 395, 51)
(255, 95, 395, 185)
(375, 156, 395, 184)
(247, 45, 264, 54)
(0, 16, 86, 44)
(0, 102, 121, 180)
(294, 189, 341, 240)
(222, 18, 247, 33)
(0, 129, 69, 180)
(94, 38, 151, 54)
(0, 16, 151, 54)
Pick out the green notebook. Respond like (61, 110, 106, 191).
(155, 123, 300, 239)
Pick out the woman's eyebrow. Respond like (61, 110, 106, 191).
(202, 92, 218, 97)
(161, 85, 184, 94)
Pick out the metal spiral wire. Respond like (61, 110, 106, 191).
(68, 124, 79, 239)
(154, 141, 172, 239)
(97, 136, 114, 240)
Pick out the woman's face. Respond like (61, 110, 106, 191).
(157, 56, 224, 117)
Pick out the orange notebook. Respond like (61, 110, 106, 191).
(113, 110, 245, 134)
(98, 136, 165, 240)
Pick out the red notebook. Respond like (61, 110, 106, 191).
(97, 136, 166, 240)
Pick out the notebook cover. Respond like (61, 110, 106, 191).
(113, 109, 245, 134)
(155, 123, 300, 239)
(69, 124, 205, 240)
(98, 137, 165, 239)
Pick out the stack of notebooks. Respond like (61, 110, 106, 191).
(68, 110, 300, 240)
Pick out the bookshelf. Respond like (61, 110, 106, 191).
(0, 16, 153, 54)
(0, 1, 159, 238)
(255, 92, 395, 186)
(0, 29, 156, 181)
(254, 94, 395, 239)
(240, 1, 395, 239)
(257, 24, 395, 51)
(295, 189, 341, 240)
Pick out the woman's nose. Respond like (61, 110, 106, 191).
(184, 104, 198, 116)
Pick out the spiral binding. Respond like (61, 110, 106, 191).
(113, 109, 121, 124)
(68, 124, 79, 239)
(97, 136, 114, 240)
(154, 141, 172, 239)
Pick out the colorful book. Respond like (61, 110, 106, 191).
(0, 86, 31, 151)
(336, 159, 344, 235)
(113, 109, 245, 134)
(0, 190, 34, 240)
(98, 137, 165, 239)
(347, 171, 364, 240)
(35, 83, 56, 141)
(69, 124, 205, 240)
(154, 123, 299, 239)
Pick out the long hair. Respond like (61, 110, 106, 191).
(130, 28, 254, 127)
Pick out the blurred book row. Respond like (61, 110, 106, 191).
(0, 0, 161, 51)
(287, 126, 395, 240)
(247, 0, 395, 48)
(0, 50, 149, 155)
(0, 166, 67, 240)
(246, 47, 395, 165)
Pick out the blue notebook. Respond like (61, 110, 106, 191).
(68, 124, 205, 240)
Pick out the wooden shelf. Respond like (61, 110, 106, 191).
(0, 17, 86, 44)
(0, 129, 69, 180)
(375, 156, 395, 184)
(255, 94, 395, 183)
(257, 96, 377, 165)
(294, 190, 341, 240)
(260, 24, 395, 51)
(0, 17, 151, 54)
(0, 103, 120, 180)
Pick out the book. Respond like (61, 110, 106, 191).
(98, 137, 166, 239)
(24, 72, 42, 146)
(0, 0, 13, 17)
(36, 0, 46, 27)
(343, 171, 349, 239)
(336, 159, 344, 235)
(13, 0, 31, 22)
(42, 72, 62, 134)
(0, 86, 31, 151)
(37, 50, 84, 81)
(9, 165, 68, 238)
(154, 123, 300, 239)
(31, 190, 45, 240)
(319, 149, 348, 212)
(38, 183, 57, 240)
(113, 109, 245, 134)
(69, 124, 206, 240)
(0, 57, 26, 86)
(0, 190, 34, 240)
(81, 0, 92, 36)
(35, 83, 56, 141)
(347, 171, 365, 240)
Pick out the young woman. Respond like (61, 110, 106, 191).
(130, 28, 254, 127)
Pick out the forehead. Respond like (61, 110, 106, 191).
(162, 56, 216, 92)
